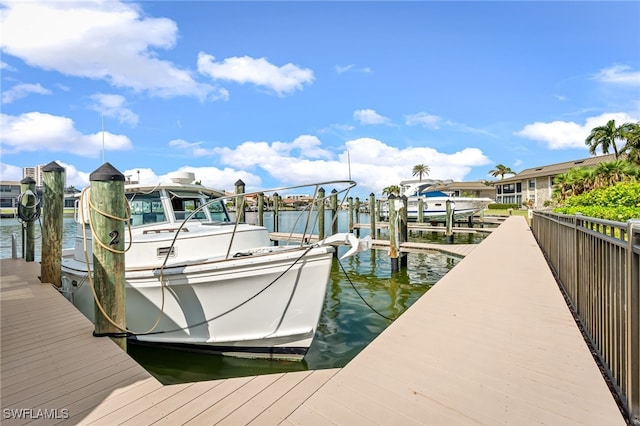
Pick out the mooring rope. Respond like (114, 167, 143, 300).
(16, 190, 41, 224)
(336, 257, 397, 322)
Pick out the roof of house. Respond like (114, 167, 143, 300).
(498, 154, 616, 183)
(431, 181, 493, 191)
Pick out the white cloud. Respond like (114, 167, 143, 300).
(592, 65, 640, 86)
(515, 112, 640, 150)
(353, 109, 390, 125)
(341, 139, 491, 193)
(335, 64, 371, 74)
(169, 135, 334, 169)
(0, 61, 16, 71)
(89, 93, 139, 126)
(405, 112, 441, 129)
(197, 53, 314, 96)
(28, 134, 491, 195)
(55, 161, 91, 188)
(0, 112, 133, 157)
(174, 135, 490, 195)
(0, 162, 23, 181)
(168, 139, 215, 157)
(0, 0, 218, 99)
(1, 82, 51, 104)
(121, 166, 261, 194)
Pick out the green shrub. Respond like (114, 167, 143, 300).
(488, 203, 519, 210)
(553, 181, 640, 221)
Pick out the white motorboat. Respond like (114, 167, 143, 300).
(381, 180, 493, 221)
(60, 172, 368, 360)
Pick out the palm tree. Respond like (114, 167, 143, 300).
(585, 119, 636, 159)
(620, 122, 640, 164)
(412, 164, 430, 181)
(382, 185, 400, 196)
(489, 164, 515, 179)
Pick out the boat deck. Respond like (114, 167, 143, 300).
(0, 217, 626, 424)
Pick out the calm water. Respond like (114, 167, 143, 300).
(0, 211, 483, 384)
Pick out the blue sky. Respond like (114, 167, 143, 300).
(1, 1, 639, 197)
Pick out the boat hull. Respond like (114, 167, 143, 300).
(61, 246, 334, 360)
(381, 197, 492, 222)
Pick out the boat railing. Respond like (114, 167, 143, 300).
(159, 180, 357, 264)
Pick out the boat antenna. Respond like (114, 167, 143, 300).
(101, 113, 105, 164)
(347, 150, 352, 180)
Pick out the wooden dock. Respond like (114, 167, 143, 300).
(1, 217, 626, 425)
(270, 233, 477, 258)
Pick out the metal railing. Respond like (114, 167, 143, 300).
(532, 211, 639, 424)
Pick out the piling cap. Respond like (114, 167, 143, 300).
(90, 162, 125, 182)
(234, 179, 245, 186)
(20, 177, 36, 185)
(42, 161, 65, 173)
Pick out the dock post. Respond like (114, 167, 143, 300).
(330, 189, 339, 257)
(388, 195, 399, 272)
(257, 192, 264, 227)
(90, 163, 127, 351)
(354, 197, 361, 237)
(400, 196, 408, 268)
(41, 161, 65, 287)
(369, 193, 376, 239)
(330, 189, 338, 236)
(445, 200, 454, 244)
(417, 198, 424, 225)
(19, 177, 37, 262)
(348, 196, 354, 233)
(318, 188, 325, 240)
(235, 179, 245, 223)
(273, 193, 280, 245)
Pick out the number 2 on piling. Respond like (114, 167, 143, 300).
(109, 230, 120, 246)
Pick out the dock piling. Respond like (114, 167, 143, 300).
(273, 192, 280, 245)
(330, 189, 338, 236)
(257, 192, 264, 226)
(19, 177, 37, 262)
(41, 161, 65, 287)
(235, 179, 245, 223)
(90, 162, 127, 350)
(445, 200, 454, 244)
(369, 193, 376, 239)
(400, 196, 408, 268)
(348, 196, 354, 233)
(318, 188, 325, 240)
(354, 197, 361, 237)
(417, 198, 424, 225)
(388, 195, 399, 272)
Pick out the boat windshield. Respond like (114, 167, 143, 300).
(169, 191, 209, 221)
(207, 198, 230, 222)
(127, 191, 167, 225)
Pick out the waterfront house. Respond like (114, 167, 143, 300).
(494, 154, 615, 209)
